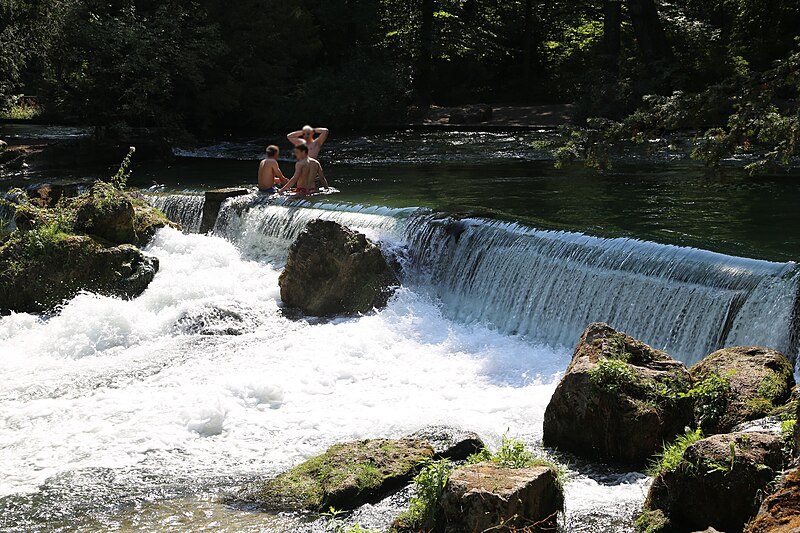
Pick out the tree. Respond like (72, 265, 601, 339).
(627, 0, 671, 65)
(416, 0, 434, 106)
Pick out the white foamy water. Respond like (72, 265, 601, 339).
(0, 228, 647, 532)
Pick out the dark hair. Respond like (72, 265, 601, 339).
(295, 143, 309, 154)
(266, 145, 279, 157)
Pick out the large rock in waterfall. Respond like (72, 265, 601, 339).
(689, 346, 794, 434)
(237, 439, 434, 511)
(745, 467, 800, 533)
(279, 220, 399, 316)
(438, 462, 563, 533)
(0, 233, 158, 314)
(543, 323, 693, 465)
(642, 432, 783, 533)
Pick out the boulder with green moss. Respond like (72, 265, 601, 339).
(0, 230, 158, 314)
(543, 323, 693, 465)
(438, 462, 563, 533)
(238, 439, 433, 512)
(71, 184, 174, 247)
(279, 220, 399, 316)
(642, 432, 783, 533)
(689, 346, 795, 434)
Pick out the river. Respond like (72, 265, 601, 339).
(1, 127, 799, 532)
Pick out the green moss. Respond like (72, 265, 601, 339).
(635, 509, 670, 533)
(781, 419, 796, 455)
(589, 357, 690, 410)
(246, 439, 433, 512)
(647, 428, 704, 476)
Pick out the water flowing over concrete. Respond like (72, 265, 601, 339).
(147, 194, 206, 233)
(149, 193, 800, 365)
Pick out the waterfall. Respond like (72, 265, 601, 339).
(402, 215, 799, 365)
(135, 195, 800, 365)
(146, 194, 206, 233)
(212, 195, 415, 262)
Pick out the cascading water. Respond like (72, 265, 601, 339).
(403, 214, 800, 365)
(211, 194, 415, 261)
(4, 189, 798, 532)
(154, 194, 799, 366)
(146, 194, 206, 233)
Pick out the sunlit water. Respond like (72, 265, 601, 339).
(0, 228, 650, 532)
(2, 126, 797, 531)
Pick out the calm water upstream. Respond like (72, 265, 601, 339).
(1, 127, 799, 532)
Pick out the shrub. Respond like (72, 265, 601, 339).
(589, 358, 638, 395)
(683, 372, 732, 431)
(647, 428, 704, 476)
(393, 458, 453, 532)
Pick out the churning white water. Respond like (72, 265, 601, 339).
(0, 227, 650, 532)
(3, 192, 797, 531)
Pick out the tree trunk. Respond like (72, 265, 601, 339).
(416, 0, 434, 106)
(627, 0, 671, 64)
(602, 0, 622, 71)
(523, 0, 533, 89)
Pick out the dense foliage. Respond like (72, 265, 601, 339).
(2, 0, 798, 163)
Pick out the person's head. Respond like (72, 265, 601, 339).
(294, 143, 309, 159)
(302, 125, 314, 142)
(265, 145, 279, 159)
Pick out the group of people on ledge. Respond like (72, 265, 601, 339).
(257, 125, 329, 195)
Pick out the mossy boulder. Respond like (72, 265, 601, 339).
(0, 230, 158, 314)
(745, 467, 800, 533)
(543, 323, 693, 466)
(438, 462, 563, 533)
(643, 432, 783, 533)
(279, 220, 399, 316)
(238, 439, 433, 512)
(71, 185, 173, 247)
(690, 346, 795, 434)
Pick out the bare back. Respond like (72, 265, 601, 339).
(292, 157, 328, 190)
(258, 159, 279, 189)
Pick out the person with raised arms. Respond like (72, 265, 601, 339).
(279, 143, 329, 196)
(287, 125, 328, 159)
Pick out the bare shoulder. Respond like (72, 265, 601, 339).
(309, 157, 322, 167)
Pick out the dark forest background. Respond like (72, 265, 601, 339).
(1, 0, 799, 166)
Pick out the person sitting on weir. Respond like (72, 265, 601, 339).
(257, 145, 288, 193)
(287, 124, 328, 159)
(279, 143, 328, 196)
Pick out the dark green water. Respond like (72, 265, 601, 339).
(4, 128, 800, 262)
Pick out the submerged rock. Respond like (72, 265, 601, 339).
(439, 462, 563, 533)
(407, 425, 485, 461)
(238, 439, 433, 512)
(543, 323, 693, 465)
(279, 220, 399, 316)
(745, 467, 800, 533)
(0, 233, 158, 314)
(645, 432, 783, 533)
(690, 346, 794, 434)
